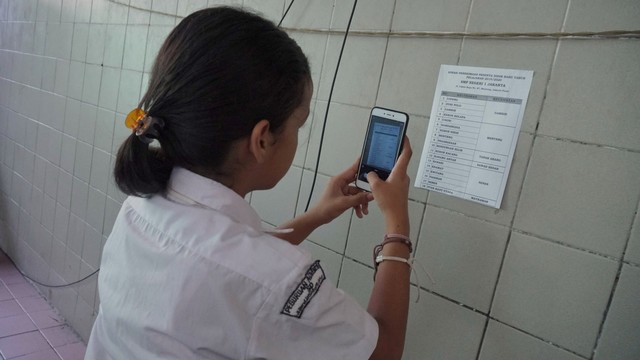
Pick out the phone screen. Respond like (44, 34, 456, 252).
(358, 115, 405, 182)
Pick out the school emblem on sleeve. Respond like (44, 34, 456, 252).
(281, 260, 326, 318)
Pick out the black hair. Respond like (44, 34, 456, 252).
(114, 6, 310, 197)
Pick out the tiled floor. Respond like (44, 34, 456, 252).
(0, 251, 86, 360)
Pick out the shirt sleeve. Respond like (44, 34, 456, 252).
(247, 260, 379, 360)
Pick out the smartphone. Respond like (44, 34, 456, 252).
(356, 107, 409, 192)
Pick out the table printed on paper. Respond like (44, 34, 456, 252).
(415, 65, 533, 209)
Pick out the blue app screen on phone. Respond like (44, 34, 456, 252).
(359, 115, 404, 181)
(367, 120, 401, 171)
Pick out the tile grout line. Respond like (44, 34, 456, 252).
(0, 254, 82, 358)
(475, 0, 571, 353)
(3, 74, 640, 155)
(456, 0, 486, 357)
(327, 248, 598, 359)
(371, 0, 396, 106)
(266, 192, 640, 269)
(589, 191, 640, 359)
(457, 0, 474, 66)
(474, 232, 507, 360)
(487, 317, 590, 360)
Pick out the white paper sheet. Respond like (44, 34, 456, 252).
(415, 65, 533, 209)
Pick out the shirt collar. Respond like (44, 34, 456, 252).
(166, 167, 264, 232)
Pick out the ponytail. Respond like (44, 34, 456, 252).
(114, 134, 173, 197)
(112, 7, 310, 198)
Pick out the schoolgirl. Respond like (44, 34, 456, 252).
(86, 6, 412, 360)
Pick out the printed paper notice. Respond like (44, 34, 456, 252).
(415, 65, 533, 208)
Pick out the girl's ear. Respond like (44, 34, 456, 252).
(249, 119, 272, 163)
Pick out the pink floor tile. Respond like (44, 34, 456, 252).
(0, 252, 85, 359)
(0, 313, 37, 338)
(0, 331, 51, 359)
(0, 299, 24, 318)
(16, 296, 51, 313)
(0, 264, 22, 279)
(54, 342, 86, 360)
(40, 326, 81, 348)
(6, 283, 39, 299)
(28, 310, 64, 330)
(0, 266, 21, 280)
(0, 264, 29, 285)
(0, 284, 13, 301)
(13, 348, 61, 360)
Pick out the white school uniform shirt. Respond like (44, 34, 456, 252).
(85, 167, 378, 359)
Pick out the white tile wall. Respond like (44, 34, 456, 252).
(143, 25, 172, 72)
(60, 134, 76, 173)
(538, 41, 640, 151)
(45, 22, 73, 60)
(67, 61, 86, 100)
(94, 109, 115, 153)
(86, 24, 107, 65)
(467, 0, 568, 33)
(291, 99, 314, 168)
(514, 137, 640, 257)
(251, 166, 302, 226)
(403, 288, 485, 360)
(177, 0, 208, 17)
(70, 176, 88, 216)
(98, 67, 121, 111)
(78, 259, 97, 307)
(304, 102, 369, 176)
(85, 187, 106, 231)
(415, 206, 509, 312)
(332, 0, 395, 31)
(117, 69, 143, 113)
(53, 202, 69, 242)
(1, 0, 639, 357)
(56, 169, 72, 209)
(377, 38, 462, 118)
(563, 0, 640, 32)
(625, 211, 640, 265)
(299, 241, 342, 283)
(243, 0, 283, 23)
(391, 0, 471, 32)
(82, 64, 103, 105)
(593, 264, 640, 360)
(492, 232, 618, 356)
(122, 25, 148, 71)
(337, 257, 374, 308)
(318, 35, 387, 108)
(44, 161, 59, 197)
(296, 169, 351, 253)
(71, 24, 90, 62)
(89, 149, 110, 193)
(81, 224, 102, 269)
(479, 321, 584, 360)
(61, 0, 77, 23)
(71, 296, 95, 341)
(280, 0, 333, 29)
(287, 33, 328, 98)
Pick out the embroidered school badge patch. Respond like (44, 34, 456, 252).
(281, 260, 326, 318)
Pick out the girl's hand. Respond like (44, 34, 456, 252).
(366, 137, 412, 232)
(311, 159, 374, 224)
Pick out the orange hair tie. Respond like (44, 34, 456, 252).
(125, 108, 164, 144)
(125, 108, 146, 130)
